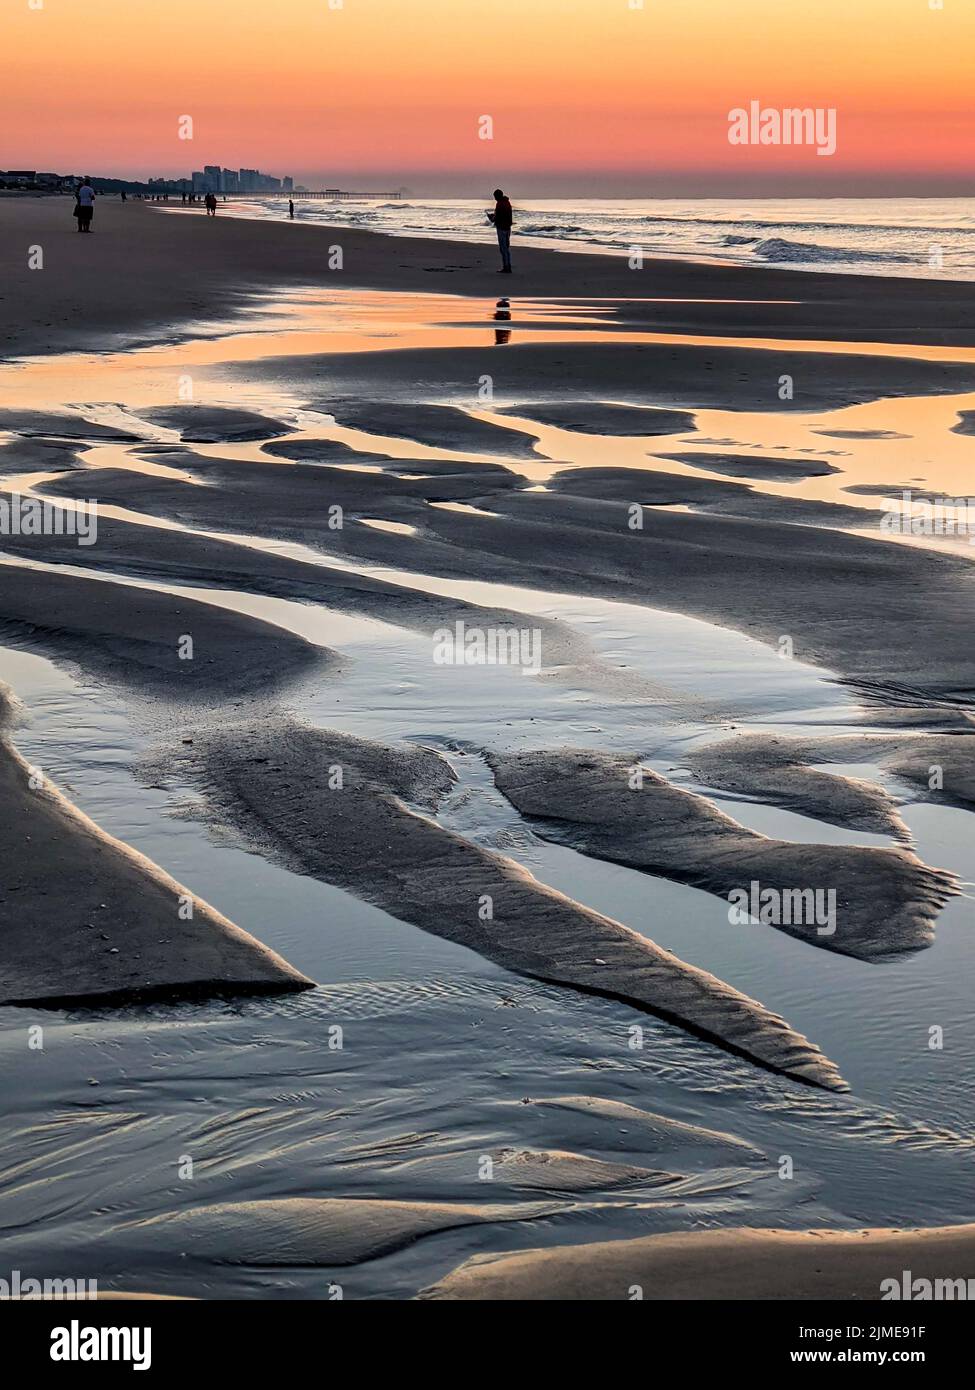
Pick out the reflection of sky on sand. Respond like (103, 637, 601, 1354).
(2, 285, 975, 1287)
(658, 392, 975, 509)
(3, 285, 974, 561)
(475, 393, 975, 515)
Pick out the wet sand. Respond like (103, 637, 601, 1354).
(487, 748, 957, 961)
(36, 449, 975, 703)
(0, 559, 329, 704)
(151, 718, 845, 1089)
(2, 195, 975, 1300)
(422, 1222, 975, 1301)
(0, 686, 311, 1006)
(5, 197, 975, 355)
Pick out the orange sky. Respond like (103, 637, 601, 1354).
(6, 0, 974, 192)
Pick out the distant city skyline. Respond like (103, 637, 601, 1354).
(0, 165, 300, 196)
(186, 166, 294, 195)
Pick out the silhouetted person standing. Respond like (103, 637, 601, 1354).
(76, 178, 95, 233)
(488, 188, 512, 272)
(288, 199, 295, 219)
(205, 192, 217, 217)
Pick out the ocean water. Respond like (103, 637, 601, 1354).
(222, 196, 975, 281)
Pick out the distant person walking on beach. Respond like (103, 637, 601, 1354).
(205, 191, 217, 217)
(75, 178, 95, 233)
(288, 198, 295, 219)
(488, 188, 513, 272)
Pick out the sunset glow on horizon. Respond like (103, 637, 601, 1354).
(7, 0, 975, 193)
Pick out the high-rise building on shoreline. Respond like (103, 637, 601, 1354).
(189, 165, 292, 194)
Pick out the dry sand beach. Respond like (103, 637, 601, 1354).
(1, 195, 975, 1301)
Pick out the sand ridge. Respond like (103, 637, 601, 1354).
(686, 729, 975, 825)
(148, 717, 847, 1089)
(486, 747, 958, 961)
(0, 684, 313, 1006)
(421, 1221, 975, 1300)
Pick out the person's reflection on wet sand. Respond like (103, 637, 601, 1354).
(493, 295, 512, 344)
